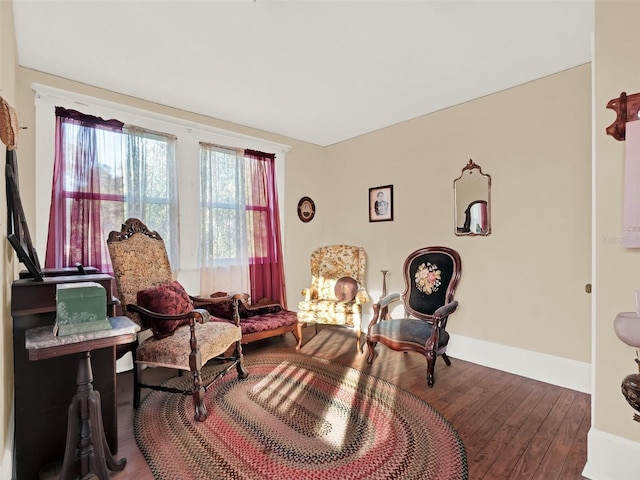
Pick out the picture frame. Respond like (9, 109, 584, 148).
(369, 185, 393, 222)
(297, 196, 316, 223)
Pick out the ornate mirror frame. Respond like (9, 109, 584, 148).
(453, 159, 491, 236)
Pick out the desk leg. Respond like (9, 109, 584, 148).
(60, 351, 126, 480)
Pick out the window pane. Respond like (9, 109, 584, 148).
(199, 144, 245, 264)
(53, 114, 178, 270)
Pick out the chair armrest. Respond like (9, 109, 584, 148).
(425, 300, 459, 352)
(355, 289, 370, 304)
(301, 287, 316, 302)
(190, 293, 232, 303)
(201, 292, 248, 327)
(378, 293, 402, 309)
(368, 293, 402, 330)
(126, 303, 210, 324)
(432, 300, 459, 325)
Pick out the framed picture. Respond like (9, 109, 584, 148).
(369, 185, 393, 222)
(297, 196, 316, 223)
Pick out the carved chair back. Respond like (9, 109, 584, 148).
(402, 246, 461, 327)
(107, 218, 173, 328)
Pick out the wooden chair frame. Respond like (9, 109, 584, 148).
(366, 246, 461, 387)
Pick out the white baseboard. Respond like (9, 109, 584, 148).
(116, 351, 134, 373)
(1, 400, 14, 480)
(446, 333, 591, 393)
(582, 428, 640, 480)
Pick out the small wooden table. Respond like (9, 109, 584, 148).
(25, 316, 139, 480)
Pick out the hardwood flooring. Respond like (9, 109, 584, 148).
(109, 326, 590, 479)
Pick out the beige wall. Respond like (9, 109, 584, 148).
(286, 65, 592, 364)
(593, 0, 640, 442)
(0, 1, 17, 475)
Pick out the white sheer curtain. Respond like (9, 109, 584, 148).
(198, 143, 250, 296)
(123, 125, 180, 275)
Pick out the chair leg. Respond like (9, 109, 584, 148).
(366, 340, 377, 365)
(191, 382, 208, 422)
(291, 324, 301, 345)
(295, 322, 305, 350)
(426, 350, 436, 387)
(188, 347, 208, 421)
(355, 329, 363, 353)
(442, 353, 452, 366)
(235, 341, 249, 379)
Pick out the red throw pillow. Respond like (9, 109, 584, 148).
(137, 280, 193, 339)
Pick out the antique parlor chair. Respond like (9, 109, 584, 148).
(366, 246, 461, 387)
(297, 244, 370, 351)
(107, 218, 248, 421)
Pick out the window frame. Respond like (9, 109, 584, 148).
(33, 83, 289, 289)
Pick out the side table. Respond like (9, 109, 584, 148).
(25, 316, 140, 480)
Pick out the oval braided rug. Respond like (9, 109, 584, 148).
(134, 354, 468, 480)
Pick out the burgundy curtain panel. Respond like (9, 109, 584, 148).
(245, 149, 287, 308)
(45, 107, 124, 272)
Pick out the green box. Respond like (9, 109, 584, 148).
(55, 282, 111, 336)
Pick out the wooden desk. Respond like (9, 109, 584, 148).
(25, 316, 139, 480)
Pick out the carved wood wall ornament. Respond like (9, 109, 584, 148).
(606, 91, 640, 141)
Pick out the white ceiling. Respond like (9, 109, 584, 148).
(11, 0, 594, 147)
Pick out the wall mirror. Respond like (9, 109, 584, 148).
(454, 159, 491, 236)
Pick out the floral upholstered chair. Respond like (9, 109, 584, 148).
(366, 246, 461, 387)
(297, 245, 370, 351)
(107, 218, 248, 422)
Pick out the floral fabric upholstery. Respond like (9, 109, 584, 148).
(405, 250, 457, 317)
(137, 320, 240, 370)
(108, 231, 174, 329)
(192, 296, 298, 335)
(107, 222, 241, 368)
(210, 310, 297, 334)
(298, 245, 370, 327)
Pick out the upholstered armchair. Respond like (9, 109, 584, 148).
(366, 246, 461, 387)
(297, 245, 370, 351)
(107, 218, 248, 421)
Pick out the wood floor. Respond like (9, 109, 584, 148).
(109, 326, 590, 479)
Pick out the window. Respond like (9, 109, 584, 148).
(45, 108, 179, 273)
(123, 126, 179, 259)
(199, 144, 247, 266)
(34, 83, 290, 295)
(199, 144, 286, 305)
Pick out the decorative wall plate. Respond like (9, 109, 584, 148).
(297, 197, 316, 223)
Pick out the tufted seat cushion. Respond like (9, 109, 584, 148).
(193, 295, 297, 337)
(298, 299, 360, 316)
(137, 321, 241, 370)
(211, 310, 297, 334)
